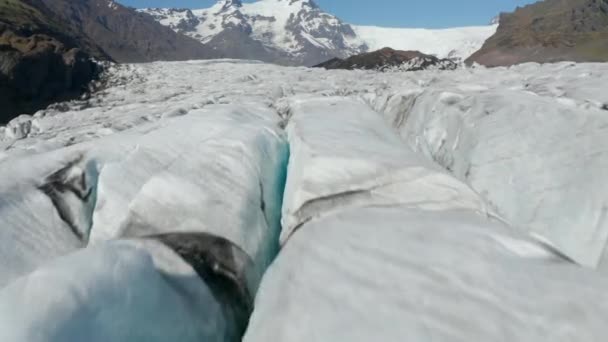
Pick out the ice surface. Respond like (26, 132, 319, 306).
(0, 239, 228, 342)
(1, 59, 608, 340)
(0, 104, 287, 289)
(0, 152, 98, 287)
(246, 207, 608, 342)
(369, 63, 608, 268)
(88, 106, 288, 281)
(244, 98, 608, 341)
(280, 96, 489, 244)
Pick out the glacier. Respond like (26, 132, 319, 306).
(0, 240, 227, 342)
(0, 71, 289, 340)
(353, 24, 498, 60)
(1, 59, 608, 340)
(244, 94, 608, 342)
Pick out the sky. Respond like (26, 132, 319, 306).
(118, 0, 537, 28)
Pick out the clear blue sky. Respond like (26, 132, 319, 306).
(118, 0, 537, 28)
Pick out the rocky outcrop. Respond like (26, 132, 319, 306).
(0, 0, 101, 123)
(314, 48, 458, 72)
(0, 0, 221, 122)
(0, 29, 100, 124)
(467, 0, 608, 66)
(39, 0, 216, 63)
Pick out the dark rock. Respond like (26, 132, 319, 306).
(314, 47, 458, 72)
(0, 0, 218, 122)
(152, 232, 255, 342)
(39, 155, 98, 243)
(0, 27, 100, 124)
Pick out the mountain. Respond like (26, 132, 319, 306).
(142, 0, 367, 66)
(143, 0, 497, 65)
(468, 0, 608, 66)
(314, 47, 458, 71)
(39, 0, 215, 63)
(0, 0, 101, 123)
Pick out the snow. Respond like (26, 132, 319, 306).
(143, 0, 366, 63)
(353, 24, 498, 60)
(143, 1, 496, 63)
(191, 3, 241, 43)
(1, 59, 608, 339)
(144, 8, 194, 30)
(241, 0, 364, 55)
(242, 0, 303, 53)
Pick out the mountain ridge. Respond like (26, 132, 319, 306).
(39, 0, 216, 63)
(143, 0, 367, 66)
(467, 0, 608, 66)
(142, 0, 496, 65)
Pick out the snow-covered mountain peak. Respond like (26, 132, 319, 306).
(142, 0, 496, 65)
(142, 0, 366, 65)
(242, 0, 364, 53)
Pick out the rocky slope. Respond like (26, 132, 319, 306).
(143, 0, 368, 66)
(39, 0, 215, 63)
(0, 0, 219, 123)
(0, 0, 100, 123)
(314, 47, 458, 71)
(468, 0, 608, 66)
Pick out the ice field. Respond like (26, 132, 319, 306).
(1, 59, 608, 341)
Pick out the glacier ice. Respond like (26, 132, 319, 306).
(1, 59, 608, 340)
(372, 64, 608, 268)
(88, 105, 288, 282)
(244, 95, 608, 342)
(353, 24, 498, 60)
(0, 104, 287, 285)
(0, 153, 98, 287)
(0, 93, 288, 340)
(0, 240, 228, 342)
(280, 96, 490, 244)
(246, 207, 608, 342)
